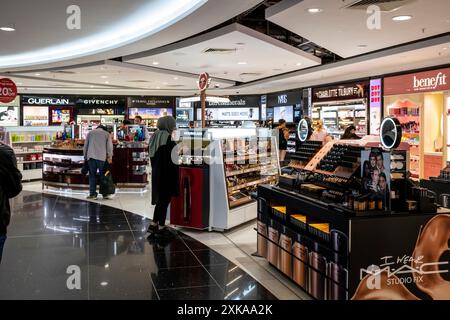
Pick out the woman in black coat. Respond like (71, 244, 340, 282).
(147, 116, 179, 235)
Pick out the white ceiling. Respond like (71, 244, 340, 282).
(266, 0, 450, 58)
(0, 0, 264, 71)
(3, 35, 449, 97)
(215, 36, 450, 95)
(125, 23, 321, 82)
(2, 60, 234, 96)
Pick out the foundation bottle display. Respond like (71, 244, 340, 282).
(267, 219, 280, 267)
(278, 226, 293, 278)
(308, 242, 327, 300)
(292, 233, 308, 290)
(327, 230, 349, 300)
(257, 211, 268, 258)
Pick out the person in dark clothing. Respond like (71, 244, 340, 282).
(147, 116, 179, 236)
(0, 142, 22, 263)
(341, 125, 362, 140)
(277, 119, 289, 161)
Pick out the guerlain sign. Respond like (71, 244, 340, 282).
(25, 97, 71, 105)
(384, 67, 450, 95)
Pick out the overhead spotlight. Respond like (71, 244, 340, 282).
(0, 24, 15, 32)
(392, 15, 412, 21)
(307, 8, 323, 13)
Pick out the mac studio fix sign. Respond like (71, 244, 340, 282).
(384, 67, 450, 95)
(22, 95, 75, 106)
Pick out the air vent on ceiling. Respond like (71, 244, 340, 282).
(343, 0, 416, 11)
(128, 80, 151, 83)
(51, 70, 77, 74)
(166, 84, 185, 88)
(202, 48, 237, 54)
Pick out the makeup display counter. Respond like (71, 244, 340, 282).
(170, 128, 280, 231)
(256, 120, 449, 300)
(42, 140, 148, 191)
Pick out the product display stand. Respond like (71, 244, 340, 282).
(209, 132, 280, 231)
(0, 126, 62, 181)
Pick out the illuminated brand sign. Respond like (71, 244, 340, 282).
(384, 67, 450, 95)
(208, 99, 246, 107)
(27, 97, 70, 105)
(313, 83, 366, 102)
(278, 94, 288, 104)
(413, 72, 447, 91)
(82, 99, 119, 105)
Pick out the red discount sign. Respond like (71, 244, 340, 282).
(0, 78, 18, 103)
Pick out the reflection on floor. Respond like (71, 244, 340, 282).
(0, 191, 276, 300)
(21, 182, 309, 300)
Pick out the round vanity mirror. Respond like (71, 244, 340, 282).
(297, 118, 309, 142)
(380, 117, 402, 150)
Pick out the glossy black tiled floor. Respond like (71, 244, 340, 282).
(0, 191, 276, 300)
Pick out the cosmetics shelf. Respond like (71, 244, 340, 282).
(257, 184, 441, 300)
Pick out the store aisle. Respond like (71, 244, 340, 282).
(0, 191, 276, 300)
(21, 182, 308, 300)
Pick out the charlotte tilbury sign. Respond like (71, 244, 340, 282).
(312, 82, 368, 102)
(384, 68, 450, 95)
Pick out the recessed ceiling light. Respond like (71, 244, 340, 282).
(392, 15, 412, 21)
(443, 47, 448, 50)
(35, 73, 41, 76)
(100, 75, 108, 79)
(307, 8, 323, 13)
(104, 81, 109, 84)
(100, 282, 108, 286)
(174, 77, 179, 80)
(90, 85, 95, 88)
(0, 26, 15, 32)
(238, 62, 247, 65)
(152, 61, 159, 65)
(296, 62, 303, 66)
(156, 86, 160, 89)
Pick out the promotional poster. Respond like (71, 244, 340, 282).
(0, 106, 19, 126)
(128, 108, 173, 120)
(361, 149, 391, 210)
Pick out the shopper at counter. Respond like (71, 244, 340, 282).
(310, 120, 328, 145)
(134, 115, 150, 144)
(83, 125, 114, 200)
(341, 125, 361, 140)
(277, 119, 290, 161)
(147, 116, 179, 237)
(0, 142, 22, 263)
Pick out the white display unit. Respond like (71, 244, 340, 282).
(0, 126, 62, 181)
(208, 128, 280, 231)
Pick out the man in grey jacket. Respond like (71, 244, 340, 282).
(83, 125, 113, 200)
